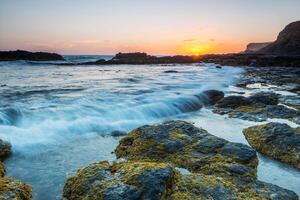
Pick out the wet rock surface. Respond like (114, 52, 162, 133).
(213, 91, 300, 124)
(243, 122, 300, 169)
(0, 139, 12, 159)
(115, 120, 258, 182)
(64, 121, 299, 200)
(0, 178, 32, 200)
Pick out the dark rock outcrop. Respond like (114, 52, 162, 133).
(243, 123, 300, 169)
(201, 90, 225, 105)
(0, 50, 64, 61)
(0, 139, 11, 158)
(258, 21, 300, 55)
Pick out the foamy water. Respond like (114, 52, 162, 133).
(0, 58, 299, 199)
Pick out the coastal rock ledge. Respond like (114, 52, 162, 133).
(243, 122, 300, 169)
(63, 120, 298, 200)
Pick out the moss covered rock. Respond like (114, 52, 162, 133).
(63, 161, 175, 200)
(243, 122, 300, 169)
(115, 120, 257, 183)
(63, 160, 298, 200)
(0, 178, 32, 200)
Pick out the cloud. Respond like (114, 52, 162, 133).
(183, 39, 196, 42)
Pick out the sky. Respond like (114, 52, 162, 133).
(0, 0, 300, 55)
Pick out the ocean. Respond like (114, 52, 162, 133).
(0, 56, 299, 199)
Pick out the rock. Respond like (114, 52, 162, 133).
(252, 181, 299, 200)
(0, 162, 5, 177)
(63, 160, 298, 200)
(212, 91, 299, 124)
(110, 130, 127, 137)
(244, 42, 272, 54)
(201, 90, 225, 105)
(64, 121, 299, 200)
(163, 70, 179, 73)
(215, 96, 251, 109)
(243, 123, 300, 169)
(0, 139, 12, 159)
(0, 178, 32, 200)
(248, 92, 279, 105)
(265, 105, 300, 119)
(258, 21, 300, 55)
(63, 161, 174, 200)
(115, 120, 258, 182)
(0, 50, 64, 61)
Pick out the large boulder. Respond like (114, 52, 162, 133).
(243, 123, 300, 169)
(0, 178, 32, 200)
(115, 120, 258, 183)
(63, 161, 175, 200)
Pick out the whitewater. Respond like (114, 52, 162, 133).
(0, 56, 299, 199)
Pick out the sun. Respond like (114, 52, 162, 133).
(183, 44, 211, 56)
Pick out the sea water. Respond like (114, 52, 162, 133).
(0, 56, 299, 199)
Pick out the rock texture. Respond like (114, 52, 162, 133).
(213, 92, 300, 124)
(0, 139, 12, 158)
(243, 123, 300, 169)
(115, 120, 257, 183)
(244, 42, 272, 53)
(0, 178, 32, 200)
(63, 121, 299, 200)
(258, 21, 300, 55)
(0, 50, 64, 61)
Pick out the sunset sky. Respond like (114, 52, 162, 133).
(1, 0, 300, 55)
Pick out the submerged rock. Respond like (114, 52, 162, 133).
(115, 120, 258, 182)
(243, 123, 300, 169)
(0, 178, 32, 200)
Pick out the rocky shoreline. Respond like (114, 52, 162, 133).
(1, 63, 300, 199)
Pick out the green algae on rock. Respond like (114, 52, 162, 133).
(115, 120, 258, 183)
(0, 178, 32, 200)
(63, 121, 299, 200)
(63, 160, 299, 200)
(63, 161, 175, 200)
(243, 122, 300, 169)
